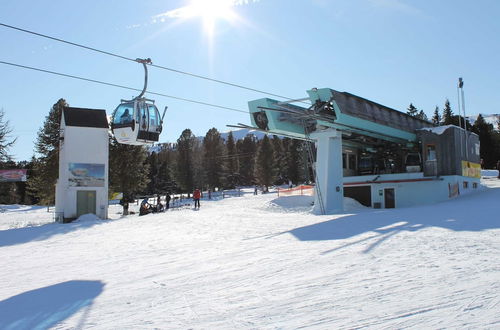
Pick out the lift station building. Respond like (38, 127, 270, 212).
(55, 107, 109, 222)
(247, 88, 481, 214)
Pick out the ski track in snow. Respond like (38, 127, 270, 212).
(0, 179, 499, 329)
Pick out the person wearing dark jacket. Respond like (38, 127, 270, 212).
(193, 189, 201, 209)
(166, 193, 171, 210)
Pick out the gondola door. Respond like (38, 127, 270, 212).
(137, 102, 149, 142)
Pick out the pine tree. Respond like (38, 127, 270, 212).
(431, 106, 441, 125)
(26, 98, 68, 205)
(254, 135, 275, 191)
(175, 129, 196, 194)
(225, 131, 240, 188)
(237, 134, 258, 185)
(202, 128, 226, 190)
(406, 103, 418, 117)
(281, 138, 303, 185)
(156, 143, 176, 194)
(109, 137, 150, 215)
(416, 110, 428, 121)
(442, 99, 454, 125)
(146, 151, 160, 194)
(0, 160, 21, 204)
(271, 135, 287, 185)
(472, 114, 496, 168)
(0, 108, 16, 162)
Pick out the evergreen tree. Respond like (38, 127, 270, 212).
(431, 106, 441, 125)
(145, 151, 160, 194)
(26, 98, 68, 205)
(202, 128, 226, 190)
(442, 99, 454, 125)
(109, 137, 150, 215)
(472, 114, 496, 167)
(0, 108, 16, 162)
(254, 135, 275, 191)
(191, 138, 204, 191)
(271, 135, 287, 185)
(406, 103, 418, 117)
(237, 134, 258, 185)
(0, 160, 21, 204)
(282, 138, 304, 185)
(156, 143, 176, 193)
(225, 131, 240, 187)
(416, 110, 428, 121)
(175, 129, 196, 194)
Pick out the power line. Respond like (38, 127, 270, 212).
(0, 60, 247, 114)
(0, 22, 307, 103)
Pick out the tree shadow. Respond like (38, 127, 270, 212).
(289, 186, 500, 253)
(0, 220, 105, 247)
(0, 280, 105, 329)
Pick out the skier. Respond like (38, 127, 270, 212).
(496, 160, 500, 179)
(193, 188, 201, 209)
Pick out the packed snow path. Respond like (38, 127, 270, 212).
(1, 179, 499, 329)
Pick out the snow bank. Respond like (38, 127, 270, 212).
(73, 213, 102, 223)
(0, 179, 499, 329)
(417, 124, 455, 135)
(481, 169, 499, 178)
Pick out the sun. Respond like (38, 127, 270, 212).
(156, 0, 239, 38)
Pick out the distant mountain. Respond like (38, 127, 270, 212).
(467, 114, 500, 128)
(220, 128, 269, 141)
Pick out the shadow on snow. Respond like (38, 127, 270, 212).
(288, 185, 500, 253)
(0, 280, 105, 329)
(0, 220, 105, 247)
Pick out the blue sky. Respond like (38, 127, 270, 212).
(1, 0, 499, 161)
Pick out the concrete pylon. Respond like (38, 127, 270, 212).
(310, 128, 343, 214)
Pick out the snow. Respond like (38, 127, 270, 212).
(417, 125, 456, 135)
(1, 179, 500, 329)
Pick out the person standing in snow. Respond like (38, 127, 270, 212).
(193, 188, 201, 209)
(165, 193, 171, 210)
(496, 160, 500, 179)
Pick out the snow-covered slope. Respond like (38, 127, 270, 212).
(1, 179, 499, 329)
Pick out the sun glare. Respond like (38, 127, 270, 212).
(157, 0, 239, 38)
(193, 0, 237, 36)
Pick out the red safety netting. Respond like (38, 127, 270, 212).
(277, 185, 314, 197)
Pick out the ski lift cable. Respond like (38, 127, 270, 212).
(0, 22, 308, 104)
(0, 60, 247, 114)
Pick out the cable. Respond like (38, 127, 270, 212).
(0, 60, 247, 114)
(0, 22, 307, 103)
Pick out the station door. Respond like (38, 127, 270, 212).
(77, 191, 96, 217)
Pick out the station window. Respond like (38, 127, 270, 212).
(349, 154, 357, 170)
(426, 144, 436, 161)
(342, 154, 347, 169)
(463, 181, 469, 189)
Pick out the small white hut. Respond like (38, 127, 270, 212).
(55, 107, 109, 222)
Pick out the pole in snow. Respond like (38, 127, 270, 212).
(458, 77, 468, 159)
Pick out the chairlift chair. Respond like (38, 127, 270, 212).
(110, 58, 167, 145)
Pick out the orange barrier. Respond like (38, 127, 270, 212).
(277, 185, 314, 197)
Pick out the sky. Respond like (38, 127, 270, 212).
(1, 0, 499, 162)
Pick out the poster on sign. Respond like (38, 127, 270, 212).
(0, 169, 27, 182)
(68, 163, 105, 187)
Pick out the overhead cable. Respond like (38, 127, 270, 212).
(0, 22, 306, 103)
(0, 60, 247, 114)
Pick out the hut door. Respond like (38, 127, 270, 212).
(384, 188, 395, 208)
(77, 191, 96, 217)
